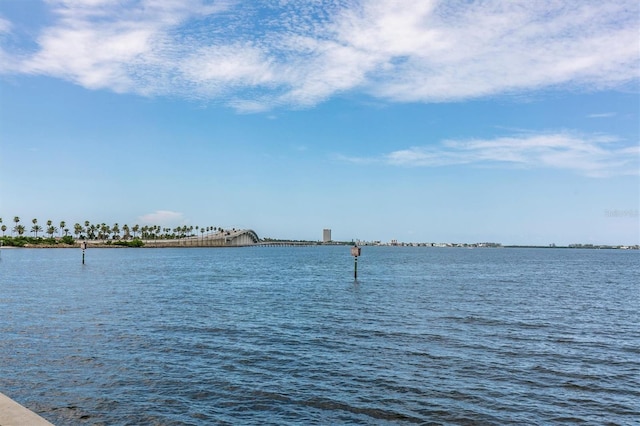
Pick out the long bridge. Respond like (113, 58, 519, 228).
(84, 229, 323, 247)
(143, 229, 261, 247)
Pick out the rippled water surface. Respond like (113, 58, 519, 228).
(1, 246, 639, 425)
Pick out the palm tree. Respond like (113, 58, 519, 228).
(31, 224, 43, 238)
(47, 225, 57, 239)
(132, 224, 139, 239)
(112, 223, 120, 240)
(1, 225, 6, 236)
(74, 223, 83, 239)
(89, 224, 97, 240)
(59, 221, 66, 237)
(122, 224, 130, 240)
(201, 227, 205, 245)
(31, 219, 39, 237)
(12, 217, 20, 236)
(99, 223, 110, 242)
(45, 220, 54, 239)
(15, 224, 25, 236)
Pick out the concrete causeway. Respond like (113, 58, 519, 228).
(0, 392, 54, 426)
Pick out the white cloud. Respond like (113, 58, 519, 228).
(341, 132, 639, 177)
(179, 43, 277, 97)
(0, 15, 14, 71)
(0, 16, 12, 34)
(362, 2, 640, 102)
(588, 112, 616, 118)
(0, 1, 638, 109)
(23, 24, 154, 91)
(137, 210, 185, 226)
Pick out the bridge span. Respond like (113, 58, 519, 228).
(144, 229, 260, 247)
(255, 241, 318, 247)
(140, 230, 323, 248)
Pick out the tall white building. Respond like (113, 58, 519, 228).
(323, 229, 332, 243)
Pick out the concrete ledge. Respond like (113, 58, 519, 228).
(0, 392, 54, 426)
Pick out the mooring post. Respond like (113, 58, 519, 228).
(81, 241, 87, 264)
(350, 245, 361, 279)
(354, 255, 358, 279)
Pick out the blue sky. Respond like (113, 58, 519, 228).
(0, 0, 638, 245)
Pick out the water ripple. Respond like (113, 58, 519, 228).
(1, 247, 638, 424)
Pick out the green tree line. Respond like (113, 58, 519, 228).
(0, 216, 231, 246)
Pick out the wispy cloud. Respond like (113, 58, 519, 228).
(137, 210, 185, 226)
(340, 132, 639, 177)
(587, 112, 617, 118)
(0, 16, 11, 34)
(0, 1, 638, 109)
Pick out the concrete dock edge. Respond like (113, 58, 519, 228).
(0, 392, 54, 426)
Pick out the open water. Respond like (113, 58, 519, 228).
(0, 246, 638, 425)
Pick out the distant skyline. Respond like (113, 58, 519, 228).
(1, 1, 638, 245)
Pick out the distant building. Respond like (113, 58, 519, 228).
(323, 229, 332, 243)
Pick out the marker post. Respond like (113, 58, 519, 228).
(81, 241, 87, 264)
(350, 245, 361, 279)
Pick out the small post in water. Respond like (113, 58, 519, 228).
(81, 241, 87, 264)
(350, 245, 361, 279)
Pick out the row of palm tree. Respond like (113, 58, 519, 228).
(0, 217, 231, 242)
(0, 217, 64, 239)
